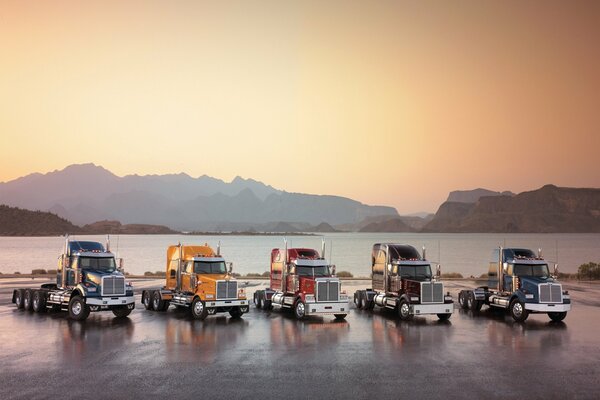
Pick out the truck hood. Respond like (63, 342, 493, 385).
(299, 276, 336, 294)
(520, 276, 556, 286)
(194, 273, 233, 283)
(82, 270, 123, 286)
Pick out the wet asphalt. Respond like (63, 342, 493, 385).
(1, 280, 599, 399)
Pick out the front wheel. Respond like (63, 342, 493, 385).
(437, 313, 451, 321)
(112, 306, 132, 318)
(510, 299, 529, 322)
(191, 297, 208, 320)
(398, 300, 412, 321)
(229, 307, 243, 318)
(69, 296, 90, 321)
(548, 312, 567, 322)
(294, 300, 306, 320)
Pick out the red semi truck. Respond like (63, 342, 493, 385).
(253, 241, 348, 320)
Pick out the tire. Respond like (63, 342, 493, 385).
(467, 292, 482, 312)
(548, 312, 567, 322)
(398, 299, 412, 321)
(334, 314, 347, 320)
(354, 292, 363, 309)
(32, 290, 47, 313)
(365, 300, 375, 310)
(142, 291, 153, 310)
(229, 307, 243, 318)
(152, 291, 166, 312)
(190, 297, 208, 320)
(263, 300, 272, 310)
(112, 306, 132, 318)
(23, 289, 34, 311)
(458, 292, 469, 310)
(294, 300, 306, 320)
(437, 313, 451, 321)
(14, 289, 25, 309)
(509, 299, 529, 322)
(68, 295, 90, 321)
(254, 293, 262, 309)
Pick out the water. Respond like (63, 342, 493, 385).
(0, 233, 599, 277)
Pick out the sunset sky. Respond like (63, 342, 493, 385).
(1, 1, 599, 214)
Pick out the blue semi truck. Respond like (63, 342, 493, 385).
(12, 236, 135, 320)
(458, 247, 571, 322)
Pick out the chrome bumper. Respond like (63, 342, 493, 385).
(411, 303, 453, 315)
(86, 295, 135, 306)
(525, 303, 571, 312)
(305, 300, 348, 315)
(205, 299, 248, 307)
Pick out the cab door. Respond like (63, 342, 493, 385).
(181, 261, 193, 293)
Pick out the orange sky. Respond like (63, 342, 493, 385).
(1, 1, 599, 213)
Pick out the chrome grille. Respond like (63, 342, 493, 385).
(421, 282, 444, 303)
(316, 280, 339, 302)
(216, 280, 238, 299)
(102, 276, 125, 296)
(539, 283, 562, 303)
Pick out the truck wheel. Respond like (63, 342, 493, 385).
(191, 297, 208, 320)
(69, 296, 90, 321)
(458, 292, 469, 309)
(254, 293, 263, 309)
(142, 291, 153, 310)
(334, 314, 347, 320)
(467, 293, 482, 312)
(548, 312, 567, 322)
(229, 307, 243, 318)
(112, 306, 132, 318)
(263, 300, 272, 310)
(32, 290, 47, 313)
(23, 289, 34, 311)
(509, 299, 529, 322)
(366, 300, 375, 310)
(152, 291, 166, 312)
(14, 289, 25, 309)
(294, 300, 306, 320)
(437, 313, 451, 321)
(354, 292, 363, 309)
(398, 300, 412, 321)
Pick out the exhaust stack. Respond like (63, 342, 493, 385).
(422, 245, 427, 261)
(321, 237, 326, 259)
(498, 246, 504, 292)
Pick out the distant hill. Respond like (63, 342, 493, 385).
(0, 205, 81, 236)
(82, 220, 177, 234)
(446, 188, 514, 203)
(336, 214, 433, 232)
(0, 164, 398, 230)
(425, 185, 600, 232)
(359, 218, 414, 232)
(310, 222, 339, 233)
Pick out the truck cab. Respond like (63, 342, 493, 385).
(355, 244, 454, 321)
(254, 243, 348, 320)
(13, 236, 135, 321)
(142, 243, 249, 320)
(459, 247, 571, 322)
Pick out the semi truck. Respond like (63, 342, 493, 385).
(12, 236, 135, 320)
(353, 244, 454, 321)
(141, 243, 249, 320)
(253, 240, 348, 320)
(458, 247, 571, 322)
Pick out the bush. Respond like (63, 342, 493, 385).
(261, 271, 270, 277)
(245, 272, 264, 278)
(479, 273, 489, 279)
(31, 269, 47, 275)
(578, 262, 600, 280)
(47, 269, 57, 275)
(231, 272, 241, 278)
(144, 271, 154, 276)
(14, 271, 21, 275)
(441, 272, 463, 279)
(336, 271, 353, 278)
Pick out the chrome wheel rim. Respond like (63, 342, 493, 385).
(72, 301, 82, 316)
(194, 300, 204, 315)
(513, 302, 523, 318)
(144, 294, 149, 306)
(296, 302, 305, 317)
(24, 296, 30, 308)
(33, 296, 38, 309)
(153, 297, 159, 309)
(400, 303, 410, 317)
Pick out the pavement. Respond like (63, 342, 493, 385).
(1, 279, 599, 399)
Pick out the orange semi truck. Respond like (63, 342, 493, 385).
(141, 243, 249, 320)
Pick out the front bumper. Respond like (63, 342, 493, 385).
(205, 299, 249, 308)
(411, 303, 453, 315)
(305, 300, 348, 315)
(86, 295, 135, 306)
(525, 303, 571, 312)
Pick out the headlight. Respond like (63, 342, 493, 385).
(410, 296, 419, 302)
(340, 294, 349, 301)
(87, 287, 97, 293)
(305, 294, 315, 302)
(525, 294, 534, 299)
(444, 296, 453, 301)
(562, 295, 570, 300)
(205, 294, 214, 299)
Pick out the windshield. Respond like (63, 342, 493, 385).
(79, 257, 116, 272)
(398, 265, 432, 279)
(296, 265, 330, 277)
(513, 263, 550, 278)
(194, 261, 227, 274)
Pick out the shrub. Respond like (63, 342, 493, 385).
(261, 271, 270, 277)
(578, 262, 600, 280)
(47, 269, 57, 275)
(245, 272, 263, 278)
(14, 271, 21, 275)
(441, 272, 463, 279)
(336, 271, 353, 278)
(31, 269, 47, 275)
(144, 271, 154, 276)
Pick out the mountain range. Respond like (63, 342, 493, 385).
(0, 164, 397, 231)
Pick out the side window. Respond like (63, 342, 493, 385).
(186, 261, 193, 273)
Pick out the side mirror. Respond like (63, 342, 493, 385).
(190, 275, 197, 287)
(227, 262, 233, 274)
(118, 258, 125, 273)
(436, 265, 441, 278)
(553, 264, 559, 278)
(331, 265, 336, 276)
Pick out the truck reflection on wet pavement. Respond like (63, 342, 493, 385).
(1, 291, 599, 399)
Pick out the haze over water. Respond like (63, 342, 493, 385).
(1, 233, 598, 278)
